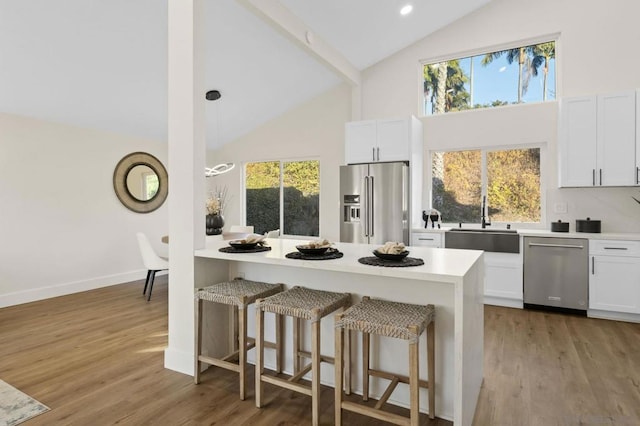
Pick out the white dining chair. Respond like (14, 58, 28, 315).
(229, 225, 254, 233)
(264, 229, 280, 238)
(136, 232, 169, 301)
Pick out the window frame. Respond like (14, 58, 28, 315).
(242, 157, 321, 238)
(418, 33, 561, 116)
(427, 143, 547, 228)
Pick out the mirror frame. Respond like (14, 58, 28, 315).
(113, 152, 168, 213)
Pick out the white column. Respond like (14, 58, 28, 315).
(165, 0, 206, 375)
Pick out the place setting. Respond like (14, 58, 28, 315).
(218, 234, 272, 253)
(285, 238, 344, 260)
(358, 241, 424, 267)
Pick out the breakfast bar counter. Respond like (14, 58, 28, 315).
(194, 238, 484, 425)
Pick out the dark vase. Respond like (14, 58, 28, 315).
(206, 214, 224, 235)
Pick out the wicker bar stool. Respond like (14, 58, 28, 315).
(255, 286, 351, 426)
(335, 296, 435, 426)
(194, 279, 284, 400)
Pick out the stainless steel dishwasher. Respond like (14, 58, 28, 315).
(523, 236, 589, 313)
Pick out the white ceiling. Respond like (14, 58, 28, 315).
(0, 0, 489, 149)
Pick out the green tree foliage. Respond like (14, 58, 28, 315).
(423, 60, 470, 114)
(246, 161, 279, 189)
(433, 150, 482, 223)
(487, 149, 540, 222)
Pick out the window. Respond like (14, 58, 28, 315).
(245, 160, 320, 236)
(143, 172, 159, 200)
(423, 41, 556, 115)
(432, 148, 541, 224)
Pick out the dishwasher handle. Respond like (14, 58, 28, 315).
(528, 242, 585, 249)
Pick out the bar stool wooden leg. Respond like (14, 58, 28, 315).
(194, 297, 203, 384)
(344, 327, 351, 395)
(293, 317, 300, 375)
(427, 320, 435, 419)
(362, 331, 370, 401)
(238, 305, 248, 400)
(275, 313, 283, 373)
(334, 313, 344, 426)
(255, 304, 265, 408)
(409, 325, 420, 426)
(311, 319, 321, 426)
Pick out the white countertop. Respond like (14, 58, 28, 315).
(412, 227, 640, 241)
(195, 238, 483, 285)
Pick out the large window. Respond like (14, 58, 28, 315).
(423, 41, 556, 115)
(432, 148, 541, 224)
(245, 160, 320, 236)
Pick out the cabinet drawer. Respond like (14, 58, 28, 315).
(412, 232, 443, 248)
(589, 240, 640, 257)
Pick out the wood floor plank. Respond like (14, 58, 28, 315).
(2, 279, 639, 425)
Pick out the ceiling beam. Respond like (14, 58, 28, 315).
(236, 0, 361, 87)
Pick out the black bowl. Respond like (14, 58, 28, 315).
(373, 250, 409, 261)
(229, 240, 259, 250)
(296, 245, 330, 256)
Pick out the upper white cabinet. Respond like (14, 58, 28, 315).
(559, 90, 637, 187)
(345, 116, 421, 164)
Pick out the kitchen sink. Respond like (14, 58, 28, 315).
(445, 228, 520, 253)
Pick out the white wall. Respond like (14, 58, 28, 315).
(0, 113, 168, 307)
(358, 0, 640, 233)
(206, 83, 351, 242)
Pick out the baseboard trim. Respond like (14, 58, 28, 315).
(484, 296, 523, 309)
(588, 309, 640, 323)
(0, 269, 166, 308)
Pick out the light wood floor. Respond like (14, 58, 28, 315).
(1, 279, 639, 425)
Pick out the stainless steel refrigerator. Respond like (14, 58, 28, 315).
(340, 162, 410, 245)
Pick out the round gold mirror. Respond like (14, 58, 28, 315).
(113, 152, 168, 213)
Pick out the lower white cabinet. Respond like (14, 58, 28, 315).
(411, 231, 443, 248)
(484, 252, 523, 308)
(589, 240, 640, 318)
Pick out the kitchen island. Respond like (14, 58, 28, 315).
(193, 238, 484, 425)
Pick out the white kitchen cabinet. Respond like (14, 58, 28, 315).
(589, 240, 640, 320)
(559, 90, 636, 187)
(411, 231, 443, 248)
(484, 252, 523, 308)
(345, 116, 421, 164)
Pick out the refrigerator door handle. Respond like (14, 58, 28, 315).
(363, 176, 369, 237)
(369, 176, 374, 237)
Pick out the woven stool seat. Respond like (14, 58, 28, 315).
(196, 280, 283, 307)
(336, 298, 435, 343)
(257, 286, 351, 322)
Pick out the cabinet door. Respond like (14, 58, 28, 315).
(590, 255, 640, 313)
(559, 96, 597, 187)
(376, 118, 410, 162)
(484, 253, 523, 301)
(636, 90, 640, 185)
(597, 91, 636, 186)
(345, 120, 376, 164)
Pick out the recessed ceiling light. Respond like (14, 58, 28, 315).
(400, 4, 413, 16)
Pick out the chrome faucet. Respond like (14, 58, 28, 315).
(481, 196, 491, 229)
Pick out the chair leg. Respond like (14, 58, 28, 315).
(344, 327, 351, 395)
(293, 317, 300, 375)
(275, 313, 283, 374)
(255, 305, 265, 408)
(409, 326, 420, 426)
(363, 331, 370, 401)
(143, 270, 152, 295)
(427, 320, 435, 419)
(147, 270, 156, 301)
(239, 306, 248, 400)
(334, 314, 344, 426)
(194, 298, 203, 384)
(311, 319, 321, 426)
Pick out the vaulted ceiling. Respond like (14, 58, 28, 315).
(0, 0, 490, 149)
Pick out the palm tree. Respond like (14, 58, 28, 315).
(423, 60, 470, 114)
(529, 42, 556, 101)
(481, 47, 532, 102)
